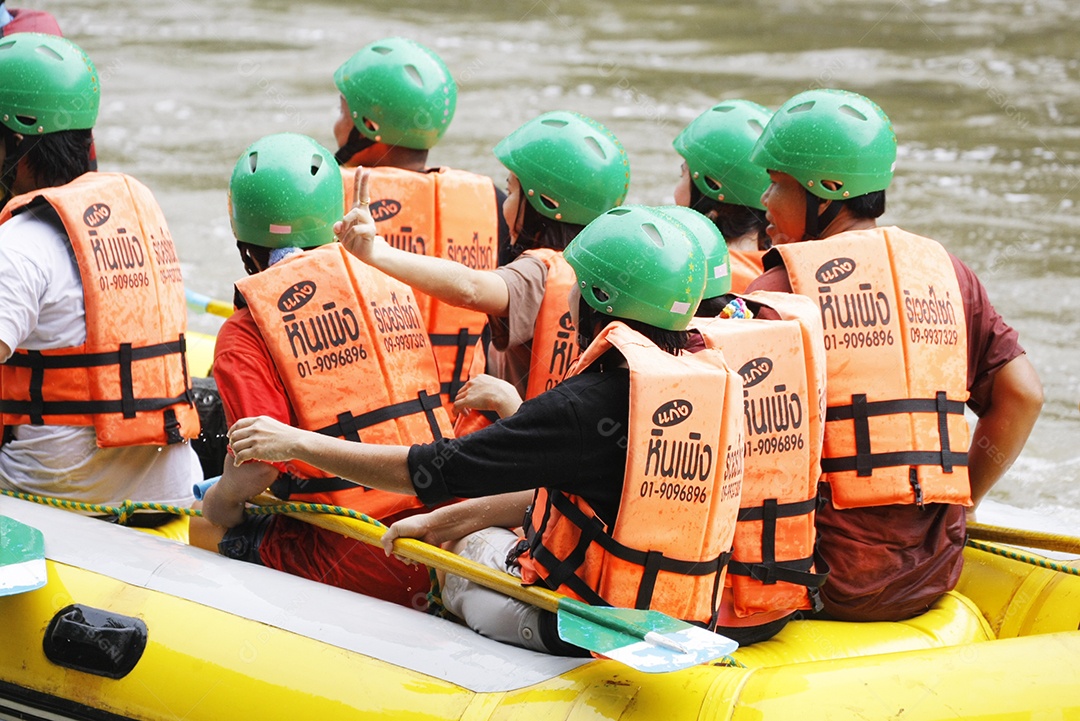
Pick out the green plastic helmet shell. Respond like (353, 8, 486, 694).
(751, 88, 896, 201)
(494, 111, 629, 226)
(564, 205, 705, 331)
(334, 37, 456, 150)
(229, 133, 345, 249)
(0, 33, 99, 134)
(673, 99, 772, 210)
(655, 205, 730, 299)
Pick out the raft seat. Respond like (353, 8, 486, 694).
(729, 591, 993, 668)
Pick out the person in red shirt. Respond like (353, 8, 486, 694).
(196, 133, 435, 609)
(0, 2, 62, 36)
(744, 89, 1043, 622)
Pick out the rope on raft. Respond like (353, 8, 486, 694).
(965, 538, 1080, 577)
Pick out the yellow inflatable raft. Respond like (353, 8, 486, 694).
(1, 495, 1078, 721)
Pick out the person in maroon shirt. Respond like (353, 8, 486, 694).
(744, 89, 1043, 622)
(0, 3, 62, 36)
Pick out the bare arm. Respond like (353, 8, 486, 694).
(0, 339, 10, 363)
(200, 457, 279, 529)
(968, 354, 1043, 507)
(335, 168, 510, 316)
(452, 374, 523, 419)
(381, 490, 533, 555)
(229, 416, 415, 496)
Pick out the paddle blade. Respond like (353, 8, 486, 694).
(558, 606, 738, 674)
(0, 515, 46, 596)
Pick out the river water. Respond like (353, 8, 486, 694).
(46, 0, 1080, 527)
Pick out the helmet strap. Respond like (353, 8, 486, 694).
(802, 190, 843, 241)
(334, 126, 377, 165)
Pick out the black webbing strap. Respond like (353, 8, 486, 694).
(4, 339, 187, 370)
(732, 496, 824, 586)
(119, 343, 135, 419)
(432, 328, 480, 400)
(529, 491, 731, 611)
(728, 555, 828, 588)
(1, 392, 195, 421)
(823, 393, 968, 475)
(736, 496, 817, 522)
(270, 472, 357, 500)
(314, 390, 444, 442)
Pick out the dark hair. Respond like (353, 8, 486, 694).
(695, 295, 729, 318)
(839, 189, 886, 219)
(577, 296, 689, 356)
(689, 183, 770, 251)
(13, 129, 93, 188)
(236, 241, 272, 277)
(506, 200, 584, 261)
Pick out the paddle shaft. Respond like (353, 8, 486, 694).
(968, 522, 1080, 555)
(185, 288, 234, 319)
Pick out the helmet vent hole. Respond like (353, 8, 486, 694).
(35, 45, 64, 62)
(821, 179, 843, 191)
(15, 114, 37, 127)
(583, 136, 606, 160)
(363, 117, 379, 133)
(609, 208, 632, 216)
(642, 223, 664, 248)
(539, 194, 560, 211)
(704, 175, 722, 192)
(310, 154, 323, 176)
(247, 152, 258, 173)
(838, 104, 868, 121)
(788, 101, 815, 114)
(747, 119, 764, 133)
(712, 105, 734, 114)
(591, 286, 611, 303)
(372, 46, 393, 56)
(404, 65, 423, 88)
(541, 119, 569, 128)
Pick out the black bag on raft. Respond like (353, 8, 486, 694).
(190, 376, 228, 480)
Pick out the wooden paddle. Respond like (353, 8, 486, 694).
(185, 288, 234, 319)
(0, 515, 46, 596)
(968, 522, 1080, 555)
(246, 494, 738, 673)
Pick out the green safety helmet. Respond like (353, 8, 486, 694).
(751, 88, 896, 201)
(672, 99, 772, 210)
(655, 205, 731, 299)
(333, 37, 456, 150)
(228, 133, 345, 249)
(564, 205, 706, 331)
(0, 33, 99, 135)
(494, 111, 629, 226)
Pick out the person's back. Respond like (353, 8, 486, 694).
(745, 88, 1043, 621)
(0, 2, 62, 37)
(197, 133, 441, 608)
(0, 34, 200, 524)
(332, 38, 508, 409)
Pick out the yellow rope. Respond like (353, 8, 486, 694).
(967, 521, 1080, 555)
(0, 488, 201, 519)
(966, 538, 1080, 577)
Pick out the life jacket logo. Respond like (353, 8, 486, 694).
(738, 357, 773, 388)
(277, 281, 317, 313)
(370, 199, 401, 222)
(652, 399, 693, 427)
(559, 312, 574, 332)
(82, 203, 111, 228)
(815, 257, 856, 284)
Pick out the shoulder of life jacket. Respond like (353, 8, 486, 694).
(775, 226, 972, 509)
(519, 321, 745, 627)
(692, 291, 829, 619)
(729, 249, 767, 294)
(237, 243, 452, 517)
(0, 172, 199, 447)
(342, 166, 500, 414)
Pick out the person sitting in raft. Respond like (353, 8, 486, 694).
(658, 206, 829, 645)
(744, 88, 1043, 621)
(673, 100, 773, 293)
(196, 133, 449, 609)
(0, 34, 200, 537)
(227, 204, 746, 655)
(331, 37, 510, 411)
(342, 110, 630, 434)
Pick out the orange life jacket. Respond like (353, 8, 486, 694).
(342, 166, 498, 411)
(452, 248, 578, 437)
(693, 291, 828, 620)
(729, 249, 766, 294)
(0, 173, 198, 447)
(236, 243, 452, 518)
(518, 322, 744, 626)
(775, 226, 971, 509)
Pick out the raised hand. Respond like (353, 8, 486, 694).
(334, 166, 380, 262)
(452, 374, 523, 419)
